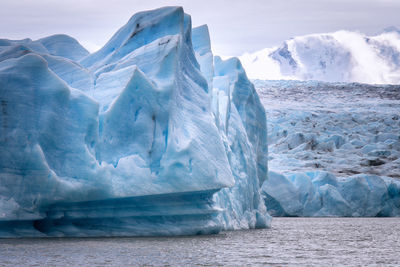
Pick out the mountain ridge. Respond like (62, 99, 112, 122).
(240, 28, 400, 84)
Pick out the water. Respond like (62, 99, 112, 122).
(1, 218, 399, 266)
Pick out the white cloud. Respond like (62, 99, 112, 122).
(0, 0, 399, 56)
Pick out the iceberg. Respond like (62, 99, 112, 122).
(0, 7, 270, 237)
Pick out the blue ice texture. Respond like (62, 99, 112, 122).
(263, 171, 400, 217)
(0, 7, 270, 237)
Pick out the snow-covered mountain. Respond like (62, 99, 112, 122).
(240, 28, 400, 84)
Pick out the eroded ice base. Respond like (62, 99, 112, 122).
(0, 190, 222, 237)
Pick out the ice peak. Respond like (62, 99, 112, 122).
(192, 25, 211, 56)
(81, 6, 186, 70)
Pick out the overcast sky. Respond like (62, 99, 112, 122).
(1, 0, 399, 56)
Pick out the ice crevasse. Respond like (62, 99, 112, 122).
(0, 7, 270, 237)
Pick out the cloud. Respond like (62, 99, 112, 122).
(0, 0, 399, 56)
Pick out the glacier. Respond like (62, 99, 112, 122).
(263, 171, 400, 217)
(0, 6, 270, 237)
(240, 28, 400, 84)
(255, 80, 400, 217)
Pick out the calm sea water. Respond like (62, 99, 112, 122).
(1, 218, 399, 266)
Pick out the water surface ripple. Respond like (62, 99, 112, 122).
(1, 218, 399, 266)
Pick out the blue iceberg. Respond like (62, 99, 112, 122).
(0, 7, 270, 237)
(263, 171, 400, 217)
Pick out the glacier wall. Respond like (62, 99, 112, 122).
(0, 7, 270, 237)
(255, 80, 400, 217)
(263, 171, 400, 217)
(240, 29, 400, 84)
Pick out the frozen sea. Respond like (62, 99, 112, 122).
(1, 218, 399, 266)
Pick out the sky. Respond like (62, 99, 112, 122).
(1, 0, 399, 57)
